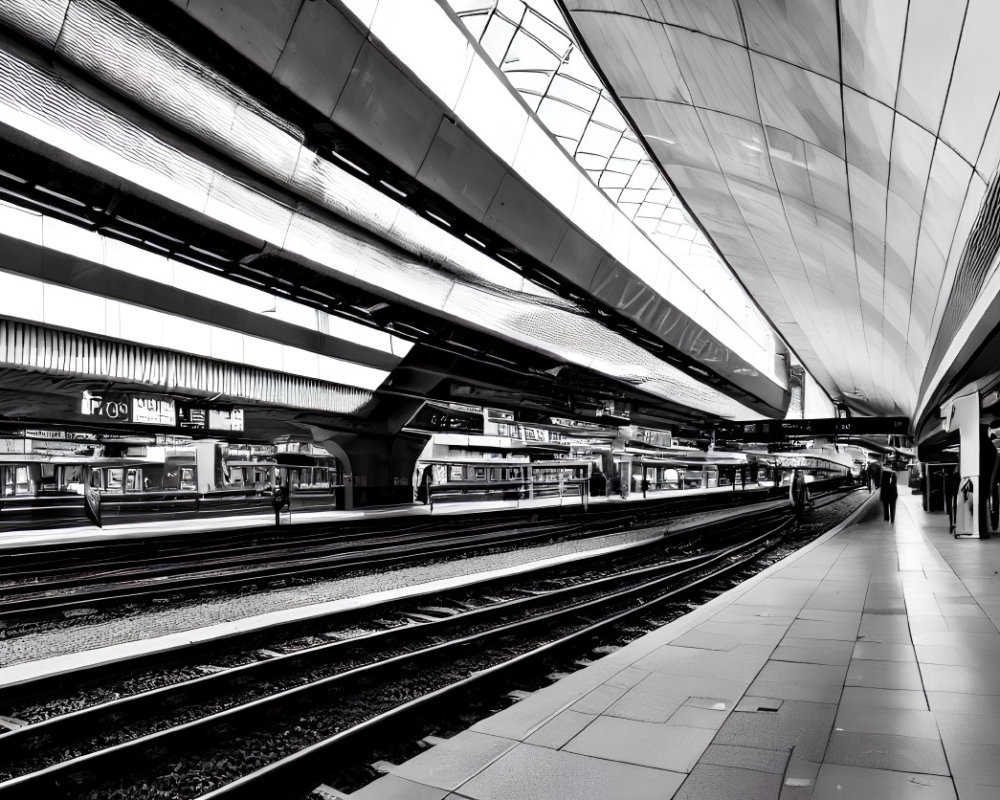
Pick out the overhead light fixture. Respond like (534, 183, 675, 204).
(379, 180, 407, 198)
(330, 150, 369, 176)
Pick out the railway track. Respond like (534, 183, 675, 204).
(0, 488, 865, 800)
(0, 481, 849, 620)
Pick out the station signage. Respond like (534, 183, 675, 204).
(22, 429, 154, 443)
(550, 417, 606, 431)
(82, 392, 244, 433)
(208, 408, 244, 432)
(715, 416, 910, 441)
(177, 404, 208, 430)
(132, 397, 176, 426)
(81, 392, 133, 422)
(445, 402, 483, 415)
(82, 392, 175, 426)
(222, 443, 276, 459)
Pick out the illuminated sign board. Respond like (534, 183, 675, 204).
(82, 392, 243, 432)
(177, 404, 208, 430)
(81, 392, 174, 426)
(208, 408, 244, 432)
(82, 392, 131, 422)
(132, 396, 175, 426)
(716, 417, 909, 441)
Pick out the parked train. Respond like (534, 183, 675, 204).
(413, 448, 853, 508)
(0, 443, 342, 529)
(415, 459, 591, 506)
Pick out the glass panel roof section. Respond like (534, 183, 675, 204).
(447, 0, 775, 353)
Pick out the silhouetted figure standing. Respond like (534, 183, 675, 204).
(944, 468, 960, 534)
(417, 466, 433, 504)
(790, 469, 809, 516)
(589, 469, 607, 498)
(880, 468, 898, 523)
(866, 462, 879, 493)
(272, 479, 289, 526)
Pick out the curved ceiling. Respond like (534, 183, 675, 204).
(563, 0, 1000, 420)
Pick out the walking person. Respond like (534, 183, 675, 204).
(866, 461, 878, 493)
(944, 467, 960, 535)
(790, 469, 809, 516)
(272, 477, 288, 526)
(879, 465, 898, 523)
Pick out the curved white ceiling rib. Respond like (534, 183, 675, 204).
(563, 0, 1000, 420)
(0, 10, 764, 419)
(447, 0, 776, 359)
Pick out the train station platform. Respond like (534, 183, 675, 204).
(0, 482, 781, 551)
(0, 488, 796, 686)
(352, 491, 1000, 800)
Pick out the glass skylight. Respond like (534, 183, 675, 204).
(447, 0, 775, 353)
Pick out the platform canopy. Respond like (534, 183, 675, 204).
(560, 0, 1000, 421)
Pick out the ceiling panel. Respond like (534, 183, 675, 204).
(939, 0, 1000, 164)
(639, 0, 745, 43)
(840, 0, 907, 108)
(895, 0, 966, 135)
(664, 27, 759, 121)
(571, 12, 690, 102)
(567, 0, 1000, 417)
(751, 52, 844, 158)
(739, 0, 839, 80)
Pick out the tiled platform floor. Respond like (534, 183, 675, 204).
(352, 491, 1000, 800)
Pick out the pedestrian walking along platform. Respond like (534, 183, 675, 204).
(352, 491, 1000, 800)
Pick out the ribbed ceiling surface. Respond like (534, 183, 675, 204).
(565, 0, 1000, 418)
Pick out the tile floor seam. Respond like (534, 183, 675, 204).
(898, 500, 963, 794)
(661, 494, 879, 800)
(781, 499, 878, 793)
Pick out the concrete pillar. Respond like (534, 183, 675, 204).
(319, 432, 429, 508)
(193, 440, 218, 493)
(942, 390, 982, 537)
(314, 439, 354, 510)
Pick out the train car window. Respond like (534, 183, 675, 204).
(64, 464, 82, 487)
(39, 463, 57, 491)
(1, 466, 11, 496)
(107, 468, 123, 490)
(90, 469, 103, 489)
(143, 465, 163, 490)
(473, 467, 487, 481)
(125, 468, 139, 492)
(229, 464, 240, 487)
(180, 467, 196, 491)
(14, 466, 29, 495)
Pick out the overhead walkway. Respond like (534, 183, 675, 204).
(352, 491, 1000, 800)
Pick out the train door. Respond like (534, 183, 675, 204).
(83, 466, 103, 526)
(179, 465, 196, 491)
(0, 465, 31, 497)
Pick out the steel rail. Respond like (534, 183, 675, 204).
(0, 519, 791, 799)
(0, 487, 848, 618)
(200, 522, 794, 799)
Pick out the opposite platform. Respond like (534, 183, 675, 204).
(352, 490, 1000, 800)
(0, 482, 773, 551)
